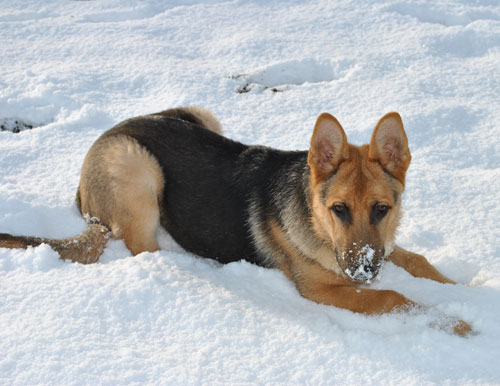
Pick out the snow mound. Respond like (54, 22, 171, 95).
(383, 2, 500, 26)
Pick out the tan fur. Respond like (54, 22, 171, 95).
(0, 224, 109, 264)
(309, 144, 403, 268)
(182, 106, 223, 135)
(268, 220, 414, 314)
(281, 112, 471, 336)
(153, 105, 223, 135)
(388, 246, 455, 284)
(308, 112, 349, 183)
(368, 112, 411, 183)
(79, 135, 164, 255)
(53, 224, 110, 264)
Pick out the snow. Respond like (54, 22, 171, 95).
(343, 245, 378, 283)
(0, 0, 499, 384)
(233, 58, 355, 93)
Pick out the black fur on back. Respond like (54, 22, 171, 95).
(100, 113, 311, 266)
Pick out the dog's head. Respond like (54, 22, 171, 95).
(307, 112, 411, 283)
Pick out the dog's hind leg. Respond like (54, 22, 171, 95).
(78, 135, 165, 256)
(110, 183, 161, 255)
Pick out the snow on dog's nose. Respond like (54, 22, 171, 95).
(337, 244, 383, 283)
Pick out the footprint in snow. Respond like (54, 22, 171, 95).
(0, 118, 35, 133)
(383, 2, 500, 26)
(382, 3, 499, 58)
(232, 59, 356, 93)
(422, 28, 499, 58)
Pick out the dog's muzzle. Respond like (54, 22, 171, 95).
(336, 244, 384, 283)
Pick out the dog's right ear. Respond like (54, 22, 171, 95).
(308, 113, 349, 183)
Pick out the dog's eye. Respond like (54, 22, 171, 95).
(371, 204, 391, 225)
(376, 204, 390, 215)
(331, 204, 352, 224)
(333, 204, 346, 215)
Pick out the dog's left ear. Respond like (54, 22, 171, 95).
(368, 112, 411, 183)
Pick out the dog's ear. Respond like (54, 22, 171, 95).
(308, 113, 349, 182)
(368, 112, 411, 183)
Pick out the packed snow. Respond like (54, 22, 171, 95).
(1, 0, 499, 384)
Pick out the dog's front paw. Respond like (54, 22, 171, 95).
(430, 316, 476, 337)
(451, 319, 475, 337)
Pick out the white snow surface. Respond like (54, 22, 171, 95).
(1, 0, 499, 384)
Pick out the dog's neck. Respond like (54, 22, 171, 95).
(268, 154, 330, 261)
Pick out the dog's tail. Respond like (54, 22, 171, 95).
(0, 224, 110, 264)
(155, 105, 224, 136)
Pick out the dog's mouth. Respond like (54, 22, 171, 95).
(336, 244, 383, 283)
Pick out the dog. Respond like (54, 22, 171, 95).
(0, 106, 472, 336)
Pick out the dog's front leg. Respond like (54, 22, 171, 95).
(297, 280, 473, 336)
(298, 281, 416, 315)
(388, 246, 455, 284)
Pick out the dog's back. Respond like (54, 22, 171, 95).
(87, 107, 312, 267)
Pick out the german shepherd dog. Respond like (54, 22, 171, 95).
(0, 106, 472, 336)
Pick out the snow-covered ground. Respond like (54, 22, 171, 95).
(1, 0, 499, 384)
